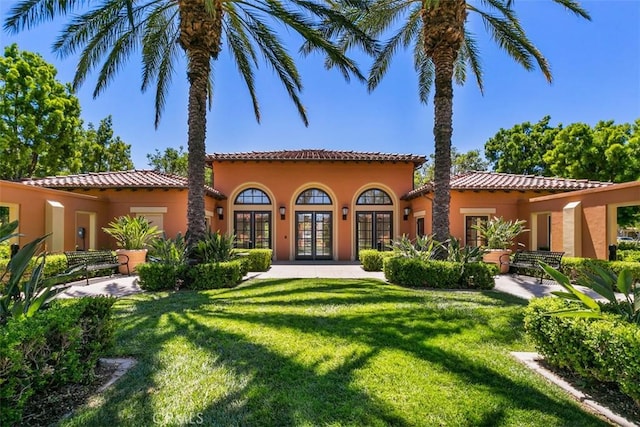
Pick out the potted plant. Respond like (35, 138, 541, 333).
(102, 215, 162, 273)
(473, 216, 528, 273)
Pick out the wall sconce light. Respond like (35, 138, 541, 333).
(342, 206, 349, 220)
(279, 206, 286, 220)
(216, 206, 224, 220)
(403, 207, 411, 221)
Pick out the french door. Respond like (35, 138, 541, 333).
(234, 211, 272, 249)
(295, 211, 332, 260)
(356, 212, 393, 253)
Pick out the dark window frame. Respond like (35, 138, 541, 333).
(235, 188, 271, 205)
(233, 210, 272, 249)
(356, 189, 393, 205)
(356, 211, 393, 253)
(296, 188, 332, 205)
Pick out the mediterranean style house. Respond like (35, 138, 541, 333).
(1, 149, 638, 261)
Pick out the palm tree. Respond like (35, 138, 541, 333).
(335, 0, 590, 241)
(5, 0, 374, 245)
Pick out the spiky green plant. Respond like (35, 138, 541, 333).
(102, 215, 162, 250)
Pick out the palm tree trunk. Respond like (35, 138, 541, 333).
(423, 0, 466, 242)
(178, 0, 223, 247)
(185, 50, 209, 245)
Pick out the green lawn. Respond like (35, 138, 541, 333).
(62, 279, 607, 426)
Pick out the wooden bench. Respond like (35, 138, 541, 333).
(64, 250, 129, 285)
(500, 250, 565, 283)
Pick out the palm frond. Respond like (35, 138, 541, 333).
(368, 4, 421, 91)
(224, 4, 261, 122)
(4, 0, 86, 32)
(413, 34, 434, 104)
(476, 10, 551, 82)
(459, 29, 483, 93)
(237, 5, 307, 124)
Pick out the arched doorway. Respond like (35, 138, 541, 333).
(295, 188, 333, 260)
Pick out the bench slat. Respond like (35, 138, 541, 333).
(64, 250, 129, 285)
(504, 250, 565, 283)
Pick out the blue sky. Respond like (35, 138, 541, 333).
(1, 0, 639, 169)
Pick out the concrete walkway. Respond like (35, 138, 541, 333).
(57, 263, 593, 301)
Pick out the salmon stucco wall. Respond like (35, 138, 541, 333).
(0, 181, 108, 251)
(528, 182, 640, 259)
(64, 188, 221, 249)
(409, 189, 550, 249)
(212, 160, 416, 260)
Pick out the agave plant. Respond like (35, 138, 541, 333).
(149, 233, 189, 266)
(102, 215, 162, 250)
(0, 220, 70, 324)
(541, 262, 640, 324)
(192, 231, 238, 263)
(391, 234, 443, 261)
(472, 217, 528, 250)
(445, 237, 484, 263)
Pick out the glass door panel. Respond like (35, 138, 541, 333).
(296, 211, 332, 259)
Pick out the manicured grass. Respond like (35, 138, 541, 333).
(62, 279, 607, 426)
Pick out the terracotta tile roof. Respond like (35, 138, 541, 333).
(403, 171, 613, 199)
(207, 149, 426, 166)
(22, 170, 226, 199)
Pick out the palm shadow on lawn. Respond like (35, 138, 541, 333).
(63, 279, 607, 426)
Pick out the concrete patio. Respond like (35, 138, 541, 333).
(57, 262, 602, 301)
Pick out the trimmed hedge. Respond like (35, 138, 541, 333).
(188, 260, 244, 290)
(618, 241, 640, 251)
(137, 263, 188, 291)
(618, 249, 640, 263)
(560, 257, 640, 281)
(383, 257, 495, 289)
(0, 297, 115, 426)
(524, 297, 640, 405)
(237, 249, 273, 272)
(359, 250, 395, 271)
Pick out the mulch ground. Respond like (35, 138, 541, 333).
(20, 362, 118, 427)
(541, 361, 640, 424)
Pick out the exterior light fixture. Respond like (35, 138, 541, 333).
(403, 207, 411, 221)
(216, 206, 224, 220)
(342, 206, 349, 220)
(279, 206, 286, 220)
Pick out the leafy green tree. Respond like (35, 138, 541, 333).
(0, 43, 82, 180)
(543, 120, 640, 183)
(415, 147, 488, 186)
(71, 116, 134, 173)
(147, 146, 189, 177)
(484, 116, 560, 175)
(6, 0, 373, 246)
(333, 0, 589, 241)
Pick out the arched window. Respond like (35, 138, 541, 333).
(235, 188, 271, 205)
(357, 189, 392, 205)
(296, 188, 332, 205)
(234, 188, 272, 249)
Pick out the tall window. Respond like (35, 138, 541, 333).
(465, 216, 488, 247)
(416, 218, 425, 237)
(356, 188, 393, 252)
(234, 188, 272, 249)
(296, 188, 331, 205)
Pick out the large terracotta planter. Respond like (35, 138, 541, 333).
(117, 249, 148, 274)
(483, 249, 511, 274)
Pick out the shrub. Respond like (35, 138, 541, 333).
(524, 297, 640, 405)
(561, 257, 640, 281)
(384, 257, 460, 288)
(618, 249, 640, 263)
(460, 262, 497, 290)
(0, 297, 115, 426)
(618, 241, 640, 251)
(188, 261, 243, 290)
(359, 249, 394, 271)
(391, 234, 443, 261)
(192, 231, 237, 263)
(138, 263, 187, 291)
(235, 249, 273, 272)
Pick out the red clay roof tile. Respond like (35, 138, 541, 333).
(22, 170, 226, 199)
(207, 149, 426, 166)
(403, 171, 613, 199)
